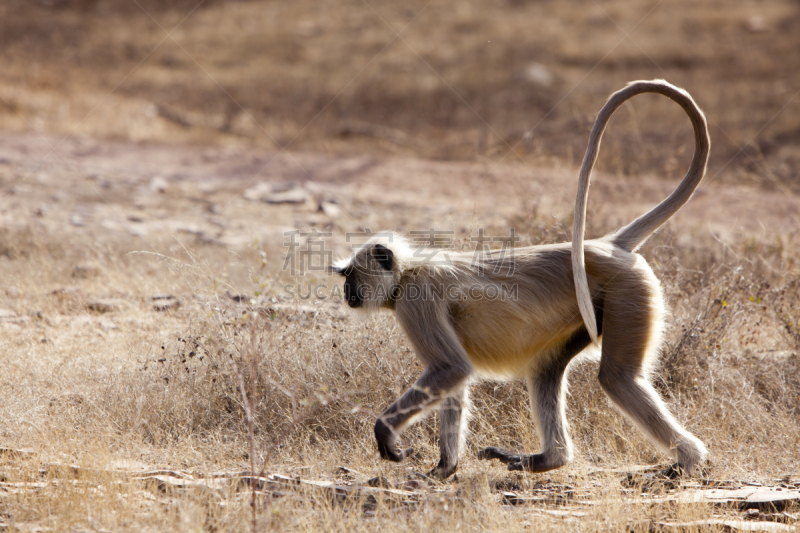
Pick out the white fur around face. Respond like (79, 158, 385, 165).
(333, 255, 353, 272)
(333, 232, 414, 274)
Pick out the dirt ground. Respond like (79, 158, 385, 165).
(1, 129, 800, 531)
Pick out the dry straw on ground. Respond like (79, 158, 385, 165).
(0, 138, 799, 530)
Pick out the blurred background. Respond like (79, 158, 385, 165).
(2, 0, 799, 189)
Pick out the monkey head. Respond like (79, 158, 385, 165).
(330, 234, 411, 311)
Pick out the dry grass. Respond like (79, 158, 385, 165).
(0, 143, 799, 530)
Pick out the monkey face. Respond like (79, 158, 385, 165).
(332, 243, 396, 310)
(342, 270, 360, 308)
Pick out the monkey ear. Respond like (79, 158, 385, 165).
(372, 244, 394, 271)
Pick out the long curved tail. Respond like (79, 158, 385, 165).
(572, 79, 710, 343)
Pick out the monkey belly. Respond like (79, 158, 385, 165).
(453, 307, 585, 378)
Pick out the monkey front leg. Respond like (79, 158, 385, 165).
(374, 365, 469, 465)
(427, 385, 469, 479)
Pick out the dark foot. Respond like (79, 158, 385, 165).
(477, 447, 522, 465)
(507, 453, 565, 473)
(664, 462, 709, 479)
(426, 458, 458, 480)
(376, 441, 414, 462)
(661, 463, 686, 479)
(375, 419, 413, 462)
(479, 447, 565, 473)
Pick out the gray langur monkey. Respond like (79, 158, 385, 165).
(331, 80, 709, 480)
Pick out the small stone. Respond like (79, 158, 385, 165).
(6, 287, 20, 298)
(745, 15, 767, 33)
(143, 103, 158, 118)
(86, 299, 124, 313)
(244, 183, 310, 204)
(150, 295, 180, 312)
(517, 62, 554, 87)
(265, 188, 309, 204)
(243, 182, 272, 201)
(366, 476, 391, 488)
(226, 291, 249, 303)
(400, 479, 425, 491)
(72, 264, 100, 279)
(50, 286, 82, 297)
(176, 224, 203, 235)
(149, 176, 168, 193)
(319, 201, 343, 217)
(99, 319, 118, 331)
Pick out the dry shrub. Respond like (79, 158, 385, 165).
(69, 232, 800, 481)
(83, 300, 431, 468)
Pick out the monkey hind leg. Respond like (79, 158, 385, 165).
(598, 278, 707, 474)
(599, 370, 707, 473)
(428, 385, 470, 480)
(480, 329, 592, 473)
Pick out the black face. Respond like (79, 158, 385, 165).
(333, 244, 394, 309)
(342, 269, 362, 308)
